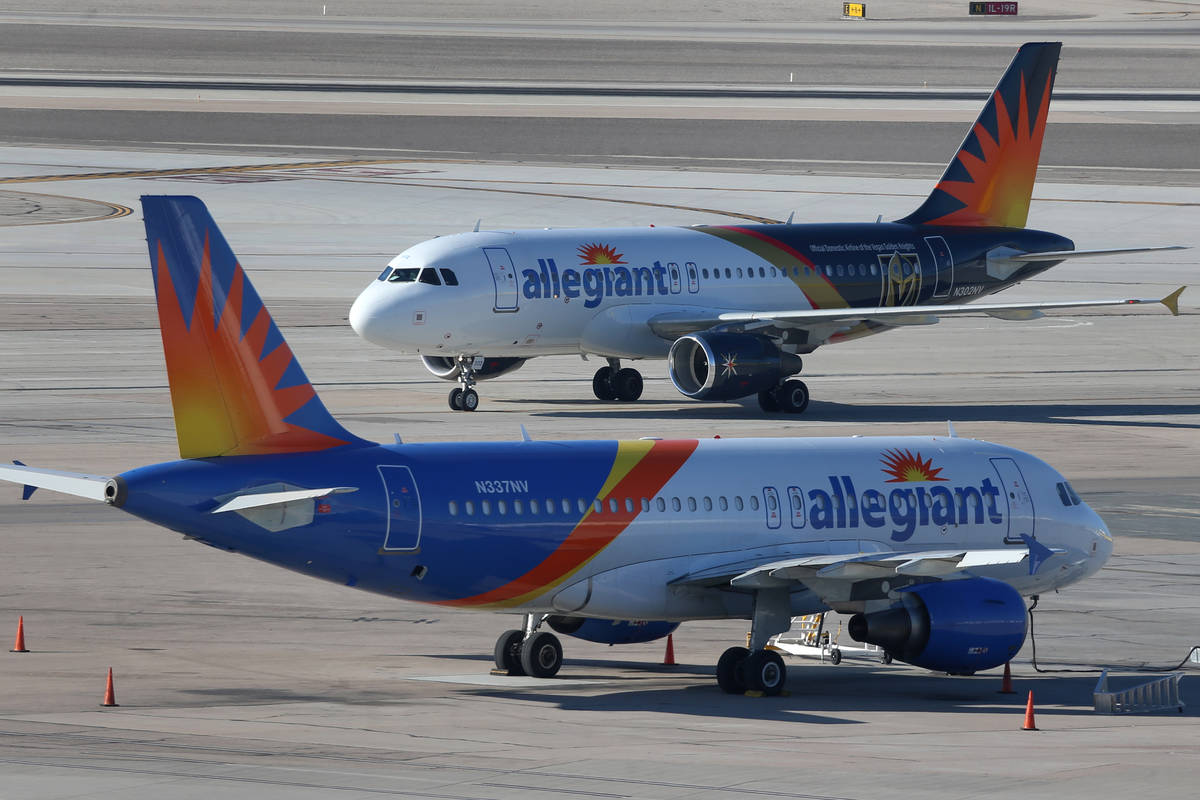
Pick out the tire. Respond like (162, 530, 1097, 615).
(614, 368, 643, 401)
(493, 629, 526, 675)
(757, 388, 780, 412)
(779, 379, 810, 414)
(880, 651, 893, 665)
(461, 388, 479, 412)
(743, 651, 787, 696)
(716, 646, 749, 694)
(520, 631, 563, 678)
(829, 647, 842, 665)
(448, 387, 464, 410)
(592, 367, 616, 400)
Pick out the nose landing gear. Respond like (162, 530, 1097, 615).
(448, 356, 481, 412)
(592, 357, 644, 402)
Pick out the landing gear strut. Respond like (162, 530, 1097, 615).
(448, 355, 481, 412)
(492, 613, 564, 678)
(592, 357, 643, 402)
(715, 587, 792, 695)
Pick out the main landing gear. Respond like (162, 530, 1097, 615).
(756, 357, 809, 414)
(715, 587, 793, 695)
(493, 614, 564, 678)
(447, 355, 480, 412)
(592, 357, 643, 402)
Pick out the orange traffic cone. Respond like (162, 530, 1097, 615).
(998, 661, 1016, 694)
(662, 634, 676, 666)
(101, 668, 119, 707)
(10, 616, 28, 653)
(1021, 690, 1038, 731)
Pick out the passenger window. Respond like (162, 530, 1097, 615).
(734, 496, 744, 511)
(725, 268, 732, 278)
(671, 497, 682, 512)
(577, 498, 588, 514)
(513, 499, 524, 515)
(737, 268, 744, 278)
(387, 267, 420, 283)
(609, 498, 619, 513)
(448, 500, 458, 516)
(718, 496, 728, 511)
(417, 268, 442, 286)
(656, 497, 666, 512)
(378, 266, 393, 281)
(497, 500, 507, 515)
(625, 498, 634, 513)
(641, 498, 650, 512)
(439, 268, 459, 286)
(594, 499, 603, 513)
(561, 498, 571, 514)
(758, 267, 765, 277)
(702, 496, 713, 512)
(871, 264, 878, 276)
(749, 495, 760, 511)
(702, 268, 709, 279)
(530, 499, 540, 514)
(481, 500, 491, 515)
(465, 500, 475, 516)
(687, 497, 697, 512)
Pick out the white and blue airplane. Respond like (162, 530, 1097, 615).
(349, 42, 1183, 413)
(1, 196, 1113, 694)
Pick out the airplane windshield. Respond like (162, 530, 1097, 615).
(387, 267, 421, 283)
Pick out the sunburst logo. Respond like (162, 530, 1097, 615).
(577, 243, 626, 265)
(720, 353, 738, 377)
(880, 449, 948, 483)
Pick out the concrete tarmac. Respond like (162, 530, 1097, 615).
(0, 146, 1197, 799)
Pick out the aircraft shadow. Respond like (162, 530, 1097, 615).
(531, 401, 1200, 429)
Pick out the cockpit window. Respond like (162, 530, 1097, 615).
(417, 267, 442, 285)
(1064, 482, 1082, 505)
(387, 267, 420, 283)
(440, 268, 459, 286)
(377, 266, 393, 281)
(1056, 481, 1083, 507)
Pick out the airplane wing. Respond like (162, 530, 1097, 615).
(647, 286, 1185, 339)
(672, 543, 1061, 610)
(0, 462, 111, 502)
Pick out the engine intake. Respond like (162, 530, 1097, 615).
(420, 356, 526, 381)
(848, 577, 1027, 674)
(667, 332, 803, 401)
(546, 615, 679, 645)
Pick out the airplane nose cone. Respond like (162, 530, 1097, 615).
(349, 288, 389, 346)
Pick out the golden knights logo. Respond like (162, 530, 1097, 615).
(879, 252, 921, 306)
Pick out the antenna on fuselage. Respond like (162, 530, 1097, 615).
(520, 425, 533, 442)
(946, 421, 958, 438)
(876, 214, 883, 223)
(473, 219, 481, 232)
(394, 433, 403, 444)
(785, 211, 795, 225)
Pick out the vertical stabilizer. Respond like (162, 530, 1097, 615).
(899, 42, 1061, 229)
(142, 196, 366, 458)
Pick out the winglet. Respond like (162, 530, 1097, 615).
(1161, 285, 1186, 317)
(12, 460, 35, 500)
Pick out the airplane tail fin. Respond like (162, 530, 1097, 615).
(141, 196, 367, 459)
(899, 42, 1061, 229)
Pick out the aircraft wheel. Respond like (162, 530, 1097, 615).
(493, 629, 526, 675)
(520, 631, 563, 678)
(829, 647, 842, 665)
(448, 388, 464, 411)
(614, 368, 643, 401)
(592, 367, 617, 400)
(757, 388, 781, 413)
(716, 646, 749, 694)
(461, 388, 479, 412)
(779, 379, 810, 414)
(880, 651, 893, 665)
(743, 650, 787, 696)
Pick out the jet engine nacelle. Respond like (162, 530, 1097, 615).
(420, 356, 526, 381)
(667, 332, 803, 401)
(546, 615, 680, 645)
(847, 577, 1027, 674)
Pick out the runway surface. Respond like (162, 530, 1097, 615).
(1, 5, 1199, 799)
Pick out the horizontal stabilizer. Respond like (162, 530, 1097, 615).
(212, 486, 358, 514)
(1006, 245, 1186, 262)
(0, 462, 110, 502)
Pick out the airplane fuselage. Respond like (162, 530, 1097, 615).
(351, 222, 1072, 359)
(111, 435, 1110, 621)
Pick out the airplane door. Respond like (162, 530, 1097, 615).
(483, 247, 519, 312)
(763, 486, 782, 530)
(989, 457, 1034, 545)
(787, 486, 806, 529)
(685, 261, 699, 293)
(668, 262, 682, 294)
(379, 465, 422, 552)
(924, 236, 954, 298)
